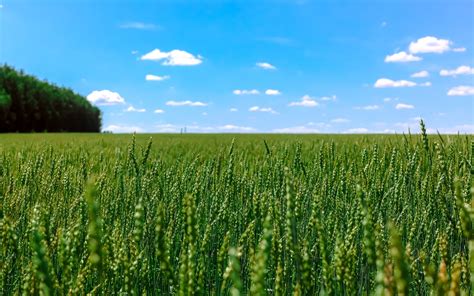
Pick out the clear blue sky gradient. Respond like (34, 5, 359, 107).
(1, 0, 473, 133)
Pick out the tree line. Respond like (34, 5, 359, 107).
(0, 65, 101, 132)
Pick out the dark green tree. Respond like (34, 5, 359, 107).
(0, 65, 101, 132)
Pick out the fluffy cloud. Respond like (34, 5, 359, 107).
(440, 65, 474, 77)
(103, 125, 144, 133)
(146, 74, 170, 81)
(385, 51, 422, 63)
(249, 106, 278, 114)
(165, 100, 207, 106)
(411, 70, 429, 78)
(420, 82, 432, 87)
(452, 47, 466, 52)
(141, 49, 202, 66)
(119, 22, 159, 30)
(256, 62, 276, 70)
(288, 95, 319, 107)
(154, 109, 165, 114)
(265, 89, 281, 95)
(409, 36, 451, 54)
(229, 108, 238, 112)
(374, 78, 416, 88)
(331, 118, 350, 123)
(87, 90, 126, 106)
(395, 103, 415, 110)
(125, 106, 146, 112)
(233, 89, 259, 95)
(356, 105, 380, 110)
(447, 86, 474, 96)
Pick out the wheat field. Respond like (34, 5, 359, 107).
(1, 125, 473, 295)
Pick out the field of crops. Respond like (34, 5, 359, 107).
(1, 125, 473, 295)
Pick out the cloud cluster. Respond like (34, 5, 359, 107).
(146, 74, 170, 81)
(103, 125, 144, 133)
(447, 86, 474, 96)
(166, 100, 207, 107)
(384, 36, 464, 63)
(256, 62, 276, 70)
(87, 90, 126, 106)
(409, 36, 452, 54)
(233, 89, 281, 95)
(289, 95, 319, 107)
(411, 70, 429, 78)
(249, 106, 278, 114)
(356, 105, 380, 111)
(440, 65, 474, 77)
(385, 51, 421, 63)
(374, 78, 416, 88)
(233, 89, 259, 95)
(141, 49, 202, 66)
(265, 89, 281, 95)
(395, 103, 415, 110)
(125, 106, 146, 112)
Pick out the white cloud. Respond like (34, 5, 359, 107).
(344, 128, 369, 133)
(411, 70, 429, 78)
(146, 74, 170, 81)
(154, 124, 179, 133)
(125, 106, 146, 112)
(383, 97, 397, 102)
(447, 86, 474, 96)
(229, 108, 238, 112)
(273, 126, 320, 133)
(409, 36, 451, 54)
(420, 82, 432, 87)
(374, 78, 417, 88)
(119, 22, 159, 30)
(141, 49, 202, 66)
(87, 90, 126, 106)
(233, 89, 260, 95)
(165, 100, 208, 106)
(265, 89, 281, 95)
(289, 95, 319, 107)
(104, 125, 144, 133)
(331, 118, 350, 123)
(307, 122, 331, 128)
(385, 51, 422, 63)
(256, 62, 276, 70)
(154, 109, 165, 114)
(218, 125, 255, 132)
(440, 65, 474, 77)
(152, 123, 256, 133)
(320, 95, 337, 101)
(249, 106, 278, 114)
(452, 47, 466, 52)
(356, 105, 380, 110)
(395, 103, 415, 110)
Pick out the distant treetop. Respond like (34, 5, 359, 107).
(0, 65, 101, 132)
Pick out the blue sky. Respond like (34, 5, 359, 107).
(1, 0, 473, 133)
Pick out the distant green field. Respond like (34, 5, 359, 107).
(1, 131, 473, 295)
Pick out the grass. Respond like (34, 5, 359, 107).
(1, 127, 473, 295)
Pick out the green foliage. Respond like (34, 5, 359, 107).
(0, 65, 101, 132)
(0, 132, 473, 295)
